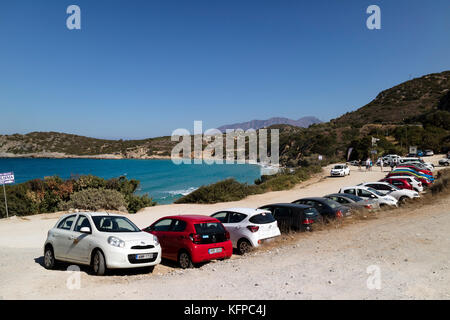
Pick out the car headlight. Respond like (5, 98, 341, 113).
(153, 234, 159, 246)
(108, 236, 125, 248)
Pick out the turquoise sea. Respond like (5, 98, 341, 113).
(0, 158, 261, 204)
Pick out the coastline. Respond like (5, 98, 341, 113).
(0, 152, 173, 160)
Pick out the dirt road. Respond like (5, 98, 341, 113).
(1, 159, 449, 299)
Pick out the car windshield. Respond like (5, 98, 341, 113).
(334, 165, 344, 169)
(92, 216, 141, 233)
(366, 187, 384, 197)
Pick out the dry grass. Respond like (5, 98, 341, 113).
(256, 168, 450, 253)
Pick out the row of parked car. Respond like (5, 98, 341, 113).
(42, 157, 436, 276)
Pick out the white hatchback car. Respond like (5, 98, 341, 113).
(43, 212, 161, 275)
(359, 182, 419, 203)
(339, 186, 398, 207)
(330, 164, 350, 177)
(211, 208, 281, 254)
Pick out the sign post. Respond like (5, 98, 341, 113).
(0, 172, 15, 218)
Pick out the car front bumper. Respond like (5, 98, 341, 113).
(105, 245, 162, 269)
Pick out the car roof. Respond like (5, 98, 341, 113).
(341, 185, 368, 190)
(259, 203, 313, 209)
(362, 181, 388, 185)
(214, 208, 270, 216)
(62, 211, 125, 218)
(293, 197, 330, 202)
(325, 193, 357, 198)
(385, 175, 416, 181)
(162, 215, 219, 222)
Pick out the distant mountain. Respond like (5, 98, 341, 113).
(217, 116, 322, 132)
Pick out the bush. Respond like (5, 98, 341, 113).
(59, 188, 128, 212)
(430, 169, 450, 195)
(126, 194, 156, 213)
(175, 178, 252, 204)
(0, 175, 156, 218)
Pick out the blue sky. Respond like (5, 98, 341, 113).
(1, 0, 449, 139)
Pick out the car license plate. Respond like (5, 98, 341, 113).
(208, 248, 222, 254)
(136, 253, 153, 260)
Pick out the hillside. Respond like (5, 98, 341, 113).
(333, 71, 450, 126)
(0, 132, 176, 159)
(217, 116, 322, 132)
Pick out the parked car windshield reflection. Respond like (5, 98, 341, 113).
(92, 216, 141, 233)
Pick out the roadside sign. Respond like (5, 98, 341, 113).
(0, 172, 15, 185)
(0, 172, 14, 218)
(370, 150, 378, 154)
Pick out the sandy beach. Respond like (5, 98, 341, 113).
(0, 155, 449, 299)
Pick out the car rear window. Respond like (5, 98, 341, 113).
(322, 198, 340, 209)
(339, 194, 363, 202)
(194, 222, 225, 234)
(249, 212, 276, 224)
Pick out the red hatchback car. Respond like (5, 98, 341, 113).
(380, 178, 414, 190)
(143, 215, 233, 269)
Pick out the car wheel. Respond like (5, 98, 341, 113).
(178, 251, 194, 269)
(398, 196, 408, 205)
(144, 266, 155, 273)
(92, 250, 107, 276)
(44, 246, 56, 270)
(237, 239, 252, 255)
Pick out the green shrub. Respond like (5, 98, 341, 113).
(59, 188, 128, 212)
(126, 194, 156, 213)
(175, 178, 252, 204)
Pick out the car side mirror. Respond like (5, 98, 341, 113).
(80, 227, 91, 234)
(370, 195, 376, 198)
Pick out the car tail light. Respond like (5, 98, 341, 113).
(364, 204, 372, 209)
(303, 218, 314, 225)
(247, 226, 259, 233)
(189, 233, 202, 244)
(225, 231, 230, 240)
(336, 210, 343, 218)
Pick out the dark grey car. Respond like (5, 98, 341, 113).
(324, 193, 380, 211)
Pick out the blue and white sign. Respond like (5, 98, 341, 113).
(0, 172, 15, 185)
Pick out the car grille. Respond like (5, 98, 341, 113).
(127, 253, 158, 264)
(131, 245, 154, 250)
